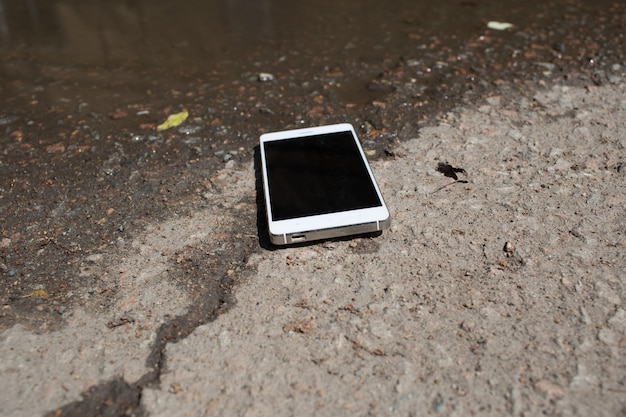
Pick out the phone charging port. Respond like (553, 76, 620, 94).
(291, 234, 306, 243)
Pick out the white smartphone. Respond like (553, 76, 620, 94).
(259, 123, 390, 245)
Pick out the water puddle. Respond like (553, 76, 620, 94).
(0, 0, 572, 72)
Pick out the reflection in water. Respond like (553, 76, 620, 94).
(4, 0, 617, 74)
(1, 0, 41, 44)
(0, 0, 9, 44)
(2, 0, 488, 69)
(0, 0, 9, 43)
(2, 0, 282, 67)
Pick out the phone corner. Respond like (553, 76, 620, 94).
(268, 231, 287, 245)
(379, 215, 391, 230)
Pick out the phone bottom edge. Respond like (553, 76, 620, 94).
(269, 217, 391, 246)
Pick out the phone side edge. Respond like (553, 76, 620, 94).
(258, 134, 279, 242)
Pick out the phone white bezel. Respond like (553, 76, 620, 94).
(260, 123, 390, 245)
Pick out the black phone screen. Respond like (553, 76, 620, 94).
(263, 131, 382, 221)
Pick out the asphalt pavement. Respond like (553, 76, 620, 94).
(1, 1, 625, 416)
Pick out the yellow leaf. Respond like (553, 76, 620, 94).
(32, 289, 48, 299)
(157, 111, 189, 131)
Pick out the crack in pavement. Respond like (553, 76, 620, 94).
(45, 234, 258, 417)
(45, 273, 236, 417)
(37, 163, 262, 417)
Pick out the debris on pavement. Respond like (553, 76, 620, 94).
(258, 73, 275, 82)
(487, 21, 514, 30)
(157, 110, 189, 131)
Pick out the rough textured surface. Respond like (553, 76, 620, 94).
(1, 79, 625, 417)
(136, 82, 624, 416)
(0, 167, 252, 417)
(2, 1, 625, 415)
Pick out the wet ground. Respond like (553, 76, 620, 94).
(1, 0, 625, 415)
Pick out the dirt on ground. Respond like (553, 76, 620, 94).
(1, 1, 625, 416)
(2, 74, 625, 416)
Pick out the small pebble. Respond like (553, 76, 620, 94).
(7, 270, 16, 277)
(487, 21, 514, 30)
(178, 125, 202, 135)
(570, 227, 583, 238)
(85, 254, 103, 264)
(507, 129, 523, 141)
(0, 116, 18, 125)
(536, 62, 556, 72)
(110, 111, 128, 120)
(534, 380, 564, 400)
(580, 306, 591, 324)
(503, 241, 515, 254)
(258, 73, 275, 82)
